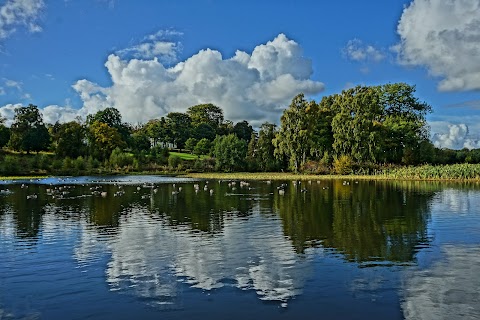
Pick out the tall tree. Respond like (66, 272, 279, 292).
(256, 122, 280, 172)
(166, 112, 192, 149)
(0, 116, 10, 149)
(330, 86, 383, 163)
(213, 134, 247, 172)
(88, 121, 126, 161)
(233, 120, 254, 142)
(9, 104, 50, 153)
(273, 94, 318, 172)
(187, 103, 224, 132)
(52, 121, 86, 158)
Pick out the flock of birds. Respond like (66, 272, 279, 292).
(0, 178, 361, 201)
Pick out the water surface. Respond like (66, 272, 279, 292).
(1, 177, 479, 319)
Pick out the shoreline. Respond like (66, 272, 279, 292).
(1, 171, 480, 183)
(182, 172, 480, 182)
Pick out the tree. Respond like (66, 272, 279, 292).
(381, 83, 432, 164)
(256, 122, 280, 171)
(233, 120, 254, 142)
(193, 123, 216, 141)
(187, 103, 224, 132)
(52, 121, 86, 158)
(273, 94, 318, 172)
(9, 104, 50, 153)
(213, 134, 247, 172)
(131, 129, 151, 153)
(86, 107, 131, 147)
(185, 138, 198, 153)
(194, 138, 211, 155)
(166, 112, 192, 149)
(88, 121, 126, 161)
(0, 117, 10, 149)
(330, 86, 383, 163)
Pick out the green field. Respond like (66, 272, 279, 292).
(169, 151, 208, 161)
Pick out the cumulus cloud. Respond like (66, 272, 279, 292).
(0, 0, 44, 40)
(431, 123, 480, 149)
(72, 33, 324, 125)
(343, 39, 385, 62)
(117, 29, 183, 62)
(396, 0, 480, 91)
(0, 33, 324, 126)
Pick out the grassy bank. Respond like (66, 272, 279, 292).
(185, 164, 480, 181)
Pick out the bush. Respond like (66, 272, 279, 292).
(333, 155, 354, 175)
(110, 148, 134, 169)
(168, 155, 182, 170)
(74, 156, 86, 171)
(2, 155, 20, 175)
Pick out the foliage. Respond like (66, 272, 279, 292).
(213, 134, 247, 172)
(51, 121, 86, 158)
(193, 138, 211, 155)
(109, 147, 134, 168)
(233, 120, 253, 142)
(185, 138, 198, 152)
(88, 121, 126, 161)
(333, 155, 354, 175)
(187, 103, 224, 132)
(166, 112, 192, 148)
(273, 94, 318, 172)
(9, 104, 50, 153)
(0, 124, 10, 149)
(168, 155, 182, 169)
(256, 122, 281, 172)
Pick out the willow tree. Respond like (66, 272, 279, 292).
(273, 94, 319, 172)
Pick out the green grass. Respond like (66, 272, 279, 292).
(169, 152, 208, 161)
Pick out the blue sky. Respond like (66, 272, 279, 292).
(0, 0, 479, 149)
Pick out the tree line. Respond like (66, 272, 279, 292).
(0, 82, 479, 175)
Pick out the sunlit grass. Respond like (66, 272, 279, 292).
(169, 152, 207, 161)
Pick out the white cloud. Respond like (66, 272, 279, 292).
(0, 0, 44, 40)
(431, 123, 480, 149)
(117, 29, 182, 63)
(72, 33, 324, 126)
(4, 79, 22, 90)
(0, 34, 324, 126)
(0, 87, 5, 95)
(343, 39, 385, 62)
(396, 0, 480, 91)
(0, 103, 20, 126)
(118, 41, 179, 61)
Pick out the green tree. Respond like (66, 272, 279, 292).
(86, 107, 131, 147)
(194, 138, 211, 155)
(0, 117, 10, 149)
(9, 104, 50, 153)
(166, 112, 192, 149)
(52, 121, 86, 158)
(88, 121, 126, 161)
(233, 120, 254, 142)
(187, 103, 224, 132)
(330, 86, 383, 163)
(256, 122, 280, 171)
(193, 123, 216, 141)
(273, 94, 318, 172)
(213, 134, 247, 172)
(185, 138, 198, 153)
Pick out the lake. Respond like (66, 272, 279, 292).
(1, 176, 479, 319)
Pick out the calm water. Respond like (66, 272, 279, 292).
(1, 176, 479, 319)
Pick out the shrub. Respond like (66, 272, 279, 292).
(168, 155, 182, 170)
(333, 155, 354, 175)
